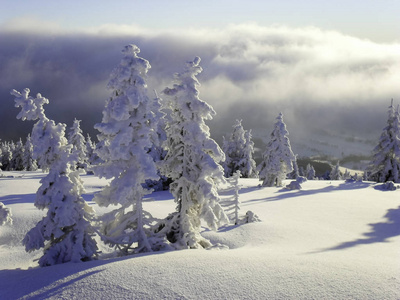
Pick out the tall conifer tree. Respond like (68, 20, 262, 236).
(258, 112, 296, 187)
(93, 45, 165, 254)
(369, 100, 400, 183)
(11, 88, 97, 266)
(159, 57, 228, 249)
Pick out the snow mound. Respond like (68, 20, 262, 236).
(0, 174, 399, 299)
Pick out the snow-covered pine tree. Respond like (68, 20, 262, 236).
(257, 112, 296, 187)
(68, 119, 87, 170)
(243, 129, 258, 178)
(223, 120, 247, 177)
(7, 141, 16, 170)
(143, 90, 170, 191)
(368, 100, 400, 183)
(306, 163, 316, 180)
(93, 45, 166, 254)
(0, 202, 12, 225)
(11, 88, 97, 266)
(343, 169, 351, 180)
(1, 142, 12, 171)
(85, 134, 100, 166)
(11, 138, 25, 171)
(363, 170, 369, 181)
(222, 120, 257, 178)
(288, 155, 299, 179)
(23, 134, 38, 171)
(158, 56, 228, 249)
(329, 161, 343, 180)
(298, 166, 305, 177)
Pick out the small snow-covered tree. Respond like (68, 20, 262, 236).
(223, 120, 246, 177)
(11, 88, 97, 266)
(306, 163, 316, 180)
(329, 161, 343, 180)
(368, 100, 400, 183)
(86, 134, 101, 166)
(243, 129, 258, 178)
(23, 134, 38, 171)
(343, 169, 351, 180)
(68, 119, 87, 170)
(93, 45, 166, 254)
(363, 170, 369, 181)
(257, 112, 296, 187)
(11, 138, 25, 171)
(222, 120, 257, 178)
(158, 56, 228, 249)
(288, 155, 299, 179)
(1, 142, 12, 171)
(0, 202, 12, 225)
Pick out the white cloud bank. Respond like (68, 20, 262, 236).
(1, 21, 399, 156)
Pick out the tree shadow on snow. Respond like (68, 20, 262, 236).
(243, 184, 337, 205)
(337, 180, 372, 190)
(0, 193, 36, 205)
(0, 250, 170, 299)
(242, 180, 372, 205)
(0, 172, 45, 180)
(315, 205, 400, 252)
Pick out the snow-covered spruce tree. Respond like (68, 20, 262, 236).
(306, 163, 316, 180)
(222, 120, 246, 177)
(329, 161, 343, 180)
(1, 142, 12, 171)
(288, 155, 299, 179)
(243, 129, 258, 178)
(343, 169, 351, 180)
(11, 88, 97, 266)
(158, 56, 228, 249)
(68, 119, 87, 170)
(23, 134, 38, 171)
(368, 100, 400, 183)
(85, 134, 100, 167)
(257, 112, 296, 187)
(222, 120, 257, 178)
(363, 170, 369, 181)
(8, 141, 16, 170)
(93, 45, 167, 254)
(0, 202, 12, 225)
(11, 138, 25, 171)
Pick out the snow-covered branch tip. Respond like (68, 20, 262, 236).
(11, 88, 49, 122)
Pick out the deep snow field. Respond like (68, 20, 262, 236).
(0, 170, 399, 299)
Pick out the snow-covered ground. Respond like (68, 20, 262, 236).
(0, 171, 399, 299)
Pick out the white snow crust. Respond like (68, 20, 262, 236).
(0, 171, 399, 299)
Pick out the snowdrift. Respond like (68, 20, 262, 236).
(0, 171, 399, 299)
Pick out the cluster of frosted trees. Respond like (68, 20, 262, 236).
(5, 44, 395, 267)
(0, 121, 99, 173)
(0, 137, 37, 171)
(8, 45, 249, 266)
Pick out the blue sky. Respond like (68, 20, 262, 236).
(1, 0, 399, 43)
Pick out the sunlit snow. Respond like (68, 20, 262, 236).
(0, 171, 399, 299)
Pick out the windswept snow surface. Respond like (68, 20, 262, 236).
(0, 171, 399, 299)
